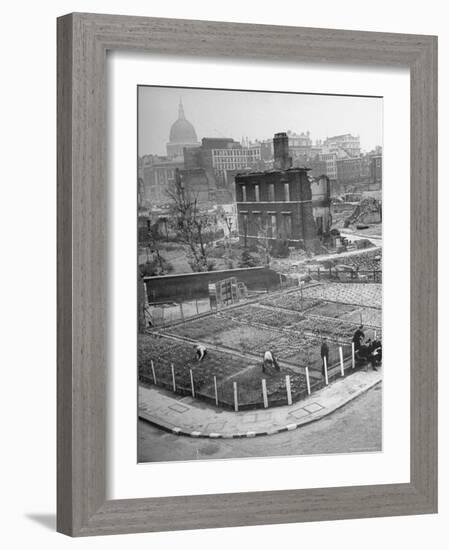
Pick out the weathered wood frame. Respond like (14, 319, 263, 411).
(57, 12, 438, 536)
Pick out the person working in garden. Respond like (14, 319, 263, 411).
(370, 339, 382, 370)
(352, 325, 365, 351)
(194, 343, 207, 362)
(263, 349, 280, 372)
(320, 338, 329, 377)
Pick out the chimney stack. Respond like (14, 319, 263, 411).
(273, 132, 292, 170)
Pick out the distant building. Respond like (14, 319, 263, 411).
(324, 133, 361, 157)
(336, 150, 382, 191)
(234, 132, 327, 253)
(320, 152, 339, 181)
(370, 154, 382, 186)
(140, 155, 184, 208)
(185, 137, 261, 183)
(286, 130, 313, 159)
(166, 99, 200, 160)
(211, 145, 261, 182)
(336, 157, 363, 188)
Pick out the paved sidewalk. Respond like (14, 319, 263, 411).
(139, 369, 382, 438)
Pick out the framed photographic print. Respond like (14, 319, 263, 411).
(57, 13, 437, 536)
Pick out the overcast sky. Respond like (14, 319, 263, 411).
(138, 86, 382, 157)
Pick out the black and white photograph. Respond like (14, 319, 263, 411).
(137, 85, 383, 463)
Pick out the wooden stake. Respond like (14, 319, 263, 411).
(179, 302, 184, 322)
(339, 346, 345, 377)
(190, 369, 195, 398)
(171, 363, 176, 392)
(285, 375, 292, 405)
(233, 382, 238, 412)
(352, 342, 356, 369)
(151, 360, 157, 384)
(262, 379, 268, 408)
(305, 366, 311, 395)
(324, 356, 329, 385)
(214, 376, 218, 406)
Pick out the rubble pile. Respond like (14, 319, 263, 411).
(345, 197, 382, 226)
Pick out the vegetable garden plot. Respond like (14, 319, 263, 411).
(165, 315, 235, 341)
(220, 305, 305, 329)
(302, 283, 382, 309)
(260, 292, 322, 312)
(138, 279, 381, 410)
(306, 301, 359, 319)
(138, 334, 191, 368)
(342, 307, 382, 328)
(296, 316, 360, 340)
(138, 333, 253, 392)
(262, 332, 348, 371)
(208, 324, 280, 354)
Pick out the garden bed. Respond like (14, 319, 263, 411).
(342, 307, 382, 327)
(138, 333, 254, 394)
(306, 301, 359, 319)
(302, 283, 382, 308)
(219, 304, 305, 329)
(260, 292, 322, 312)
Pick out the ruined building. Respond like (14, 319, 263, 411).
(235, 132, 328, 253)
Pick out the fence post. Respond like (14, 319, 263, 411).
(213, 376, 219, 406)
(233, 382, 239, 412)
(179, 302, 185, 322)
(190, 369, 195, 398)
(262, 379, 268, 408)
(339, 346, 345, 377)
(323, 356, 329, 385)
(285, 375, 292, 405)
(305, 366, 311, 395)
(195, 298, 199, 315)
(352, 342, 356, 369)
(171, 363, 176, 392)
(151, 360, 157, 384)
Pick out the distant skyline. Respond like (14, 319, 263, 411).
(138, 86, 382, 157)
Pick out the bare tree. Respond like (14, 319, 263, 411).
(146, 220, 166, 273)
(166, 169, 217, 272)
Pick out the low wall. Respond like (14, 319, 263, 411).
(144, 266, 283, 302)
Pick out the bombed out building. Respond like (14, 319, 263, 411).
(235, 133, 331, 253)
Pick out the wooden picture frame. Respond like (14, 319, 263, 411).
(57, 12, 438, 536)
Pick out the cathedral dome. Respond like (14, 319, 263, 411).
(169, 100, 198, 144)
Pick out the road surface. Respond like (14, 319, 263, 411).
(138, 383, 382, 463)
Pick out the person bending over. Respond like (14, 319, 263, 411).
(193, 343, 207, 362)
